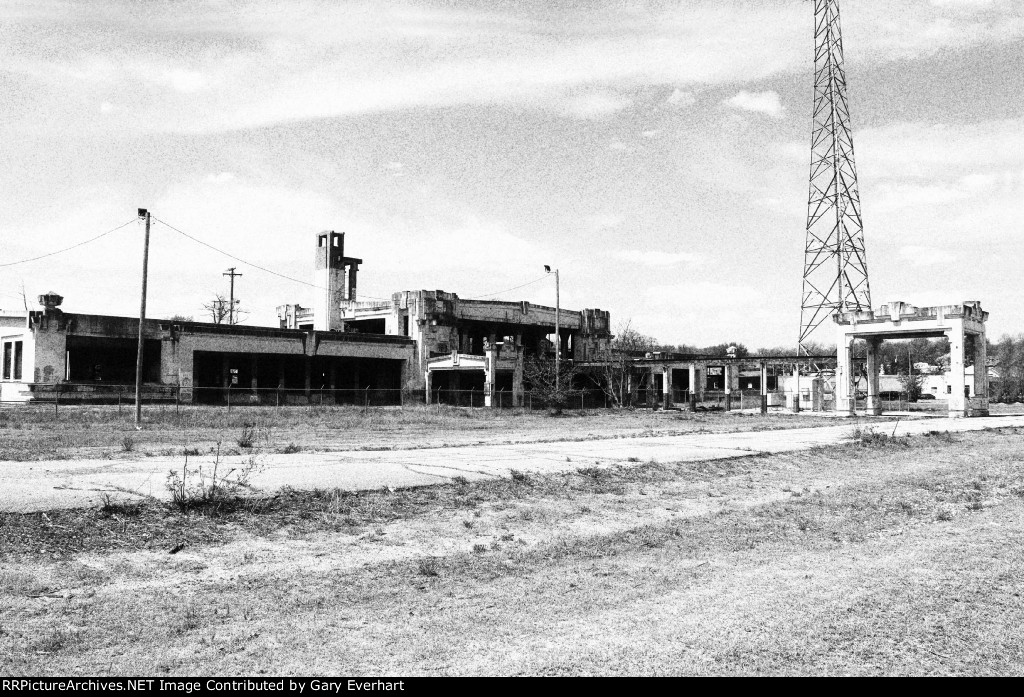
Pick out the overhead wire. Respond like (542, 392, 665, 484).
(153, 217, 393, 301)
(465, 273, 552, 300)
(0, 213, 557, 306)
(0, 218, 137, 268)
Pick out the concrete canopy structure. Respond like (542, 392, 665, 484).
(834, 301, 989, 417)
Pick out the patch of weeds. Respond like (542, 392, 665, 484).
(31, 627, 83, 654)
(418, 557, 440, 577)
(576, 466, 602, 479)
(510, 469, 530, 483)
(182, 447, 200, 457)
(237, 424, 257, 449)
(172, 606, 202, 635)
(500, 533, 515, 542)
(462, 520, 475, 529)
(925, 430, 959, 443)
(472, 543, 488, 554)
(165, 444, 264, 514)
(278, 442, 303, 454)
(936, 508, 955, 521)
(452, 475, 469, 486)
(120, 436, 135, 453)
(626, 456, 640, 462)
(99, 493, 143, 517)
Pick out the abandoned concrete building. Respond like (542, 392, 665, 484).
(0, 231, 610, 406)
(0, 229, 992, 418)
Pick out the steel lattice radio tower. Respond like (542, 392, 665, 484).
(799, 0, 870, 352)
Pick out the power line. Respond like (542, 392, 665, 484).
(465, 274, 552, 300)
(0, 218, 137, 268)
(153, 217, 393, 301)
(155, 216, 556, 305)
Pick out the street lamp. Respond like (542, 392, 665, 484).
(545, 265, 560, 392)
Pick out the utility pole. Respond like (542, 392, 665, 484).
(134, 208, 151, 428)
(545, 265, 560, 393)
(223, 267, 242, 325)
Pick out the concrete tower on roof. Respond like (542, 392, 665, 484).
(313, 231, 361, 332)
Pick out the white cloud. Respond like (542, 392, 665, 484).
(666, 88, 695, 107)
(561, 91, 631, 119)
(899, 245, 956, 267)
(644, 282, 761, 309)
(614, 250, 702, 267)
(204, 172, 236, 184)
(724, 90, 785, 118)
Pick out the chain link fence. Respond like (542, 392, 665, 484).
(0, 383, 617, 413)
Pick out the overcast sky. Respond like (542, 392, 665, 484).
(1, 0, 1022, 348)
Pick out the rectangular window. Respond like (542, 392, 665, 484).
(13, 341, 23, 380)
(2, 342, 11, 380)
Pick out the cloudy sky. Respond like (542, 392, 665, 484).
(1, 0, 1022, 348)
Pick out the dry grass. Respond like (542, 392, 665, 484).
(2, 429, 1023, 675)
(0, 404, 841, 462)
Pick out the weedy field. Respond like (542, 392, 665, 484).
(0, 404, 843, 462)
(2, 427, 1023, 675)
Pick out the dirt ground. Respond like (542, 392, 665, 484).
(2, 428, 1022, 675)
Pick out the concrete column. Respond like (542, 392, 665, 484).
(512, 341, 524, 407)
(973, 331, 989, 416)
(688, 364, 697, 412)
(791, 366, 802, 414)
(451, 370, 462, 405)
(865, 339, 881, 415)
(835, 336, 856, 415)
(811, 376, 824, 412)
(760, 362, 768, 414)
(425, 369, 432, 405)
(723, 364, 732, 411)
(646, 369, 655, 408)
(484, 343, 497, 408)
(663, 366, 673, 410)
(948, 322, 967, 417)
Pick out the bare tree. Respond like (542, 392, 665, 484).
(202, 293, 246, 325)
(600, 321, 657, 407)
(523, 356, 581, 415)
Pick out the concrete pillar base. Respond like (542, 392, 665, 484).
(724, 392, 731, 411)
(835, 397, 856, 415)
(760, 395, 767, 414)
(689, 394, 697, 412)
(866, 396, 882, 416)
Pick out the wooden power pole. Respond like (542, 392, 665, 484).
(134, 209, 151, 428)
(223, 267, 243, 324)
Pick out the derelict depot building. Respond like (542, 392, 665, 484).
(0, 231, 611, 406)
(1, 230, 991, 417)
